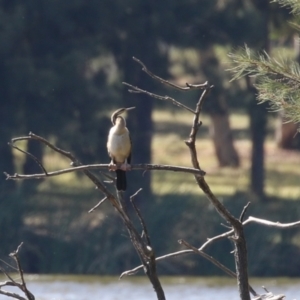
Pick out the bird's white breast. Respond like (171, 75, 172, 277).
(107, 127, 131, 163)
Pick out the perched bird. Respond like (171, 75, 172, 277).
(107, 107, 135, 191)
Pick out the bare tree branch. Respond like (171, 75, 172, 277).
(0, 243, 35, 300)
(184, 84, 251, 300)
(184, 87, 211, 174)
(122, 82, 196, 114)
(240, 202, 251, 222)
(0, 290, 27, 300)
(121, 215, 300, 277)
(9, 244, 34, 300)
(8, 142, 48, 175)
(7, 132, 166, 299)
(132, 56, 210, 91)
(122, 57, 253, 299)
(252, 286, 285, 300)
(243, 216, 300, 228)
(88, 197, 107, 213)
(12, 133, 74, 160)
(4, 163, 205, 180)
(180, 240, 286, 300)
(130, 189, 151, 244)
(178, 239, 258, 297)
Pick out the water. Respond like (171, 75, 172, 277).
(0, 275, 299, 299)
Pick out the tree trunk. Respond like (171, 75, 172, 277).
(199, 47, 240, 167)
(249, 97, 267, 198)
(276, 111, 300, 149)
(127, 95, 153, 197)
(209, 113, 239, 167)
(248, 0, 270, 199)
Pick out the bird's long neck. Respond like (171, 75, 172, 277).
(113, 116, 127, 134)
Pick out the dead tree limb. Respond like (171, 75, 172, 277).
(121, 215, 300, 278)
(178, 239, 258, 297)
(4, 163, 205, 180)
(0, 243, 35, 300)
(123, 56, 251, 300)
(132, 56, 209, 91)
(123, 82, 196, 114)
(5, 133, 166, 300)
(130, 188, 151, 244)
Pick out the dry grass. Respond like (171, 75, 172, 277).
(152, 110, 300, 200)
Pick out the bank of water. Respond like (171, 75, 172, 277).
(0, 275, 299, 299)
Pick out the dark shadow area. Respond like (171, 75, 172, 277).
(3, 190, 299, 277)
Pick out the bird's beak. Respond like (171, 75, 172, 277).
(125, 107, 135, 111)
(111, 107, 136, 124)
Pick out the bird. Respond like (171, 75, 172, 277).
(107, 107, 135, 191)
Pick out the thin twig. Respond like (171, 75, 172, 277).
(185, 82, 213, 89)
(0, 290, 27, 300)
(130, 189, 151, 244)
(120, 248, 193, 278)
(20, 133, 73, 159)
(239, 202, 251, 222)
(132, 56, 209, 91)
(117, 190, 127, 211)
(0, 265, 17, 283)
(185, 87, 211, 171)
(88, 197, 107, 213)
(244, 216, 300, 228)
(9, 142, 48, 175)
(123, 82, 196, 114)
(199, 230, 233, 251)
(0, 258, 18, 271)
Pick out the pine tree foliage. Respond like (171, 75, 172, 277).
(272, 0, 300, 15)
(228, 0, 300, 126)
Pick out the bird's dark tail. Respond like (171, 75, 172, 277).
(116, 170, 127, 191)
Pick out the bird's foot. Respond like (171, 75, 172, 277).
(120, 163, 131, 171)
(108, 162, 117, 171)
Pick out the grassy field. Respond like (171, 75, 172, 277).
(151, 110, 300, 200)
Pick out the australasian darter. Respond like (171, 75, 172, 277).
(107, 107, 135, 191)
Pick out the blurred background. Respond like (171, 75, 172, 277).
(1, 0, 300, 277)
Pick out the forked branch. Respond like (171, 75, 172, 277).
(0, 243, 35, 300)
(122, 57, 271, 300)
(121, 215, 300, 277)
(6, 132, 166, 300)
(5, 133, 205, 183)
(132, 56, 210, 91)
(123, 82, 196, 114)
(123, 56, 213, 115)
